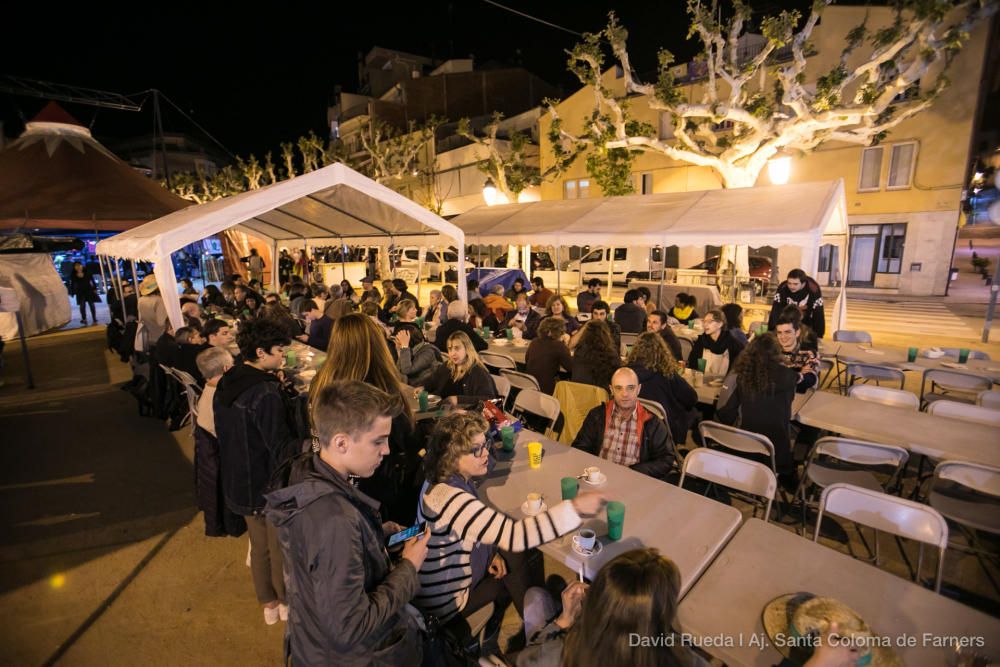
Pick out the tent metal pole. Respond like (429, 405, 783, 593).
(96, 254, 109, 300)
(607, 246, 614, 301)
(271, 240, 279, 291)
(658, 241, 667, 309)
(556, 245, 561, 296)
(130, 260, 141, 323)
(110, 256, 125, 313)
(340, 240, 347, 282)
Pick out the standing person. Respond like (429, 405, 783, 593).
(688, 309, 746, 378)
(645, 310, 684, 362)
(529, 276, 554, 308)
(767, 268, 826, 339)
(571, 367, 676, 480)
(545, 295, 580, 335)
(717, 334, 799, 491)
(277, 248, 293, 286)
(214, 319, 302, 625)
(613, 290, 647, 334)
(626, 332, 698, 445)
(137, 275, 170, 345)
(241, 248, 266, 287)
(576, 279, 601, 314)
(265, 380, 430, 666)
(570, 320, 621, 390)
(292, 249, 307, 280)
(309, 312, 423, 524)
(422, 332, 498, 406)
(668, 292, 699, 325)
(525, 317, 573, 394)
(69, 261, 100, 325)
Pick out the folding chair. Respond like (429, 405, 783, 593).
(512, 389, 561, 434)
(638, 398, 667, 423)
(919, 368, 993, 408)
(500, 368, 541, 392)
(848, 384, 919, 410)
(845, 362, 905, 391)
(926, 400, 1000, 427)
(680, 448, 777, 521)
(678, 337, 693, 364)
(491, 374, 511, 405)
(833, 330, 873, 345)
(620, 332, 639, 348)
(480, 352, 517, 372)
(698, 421, 777, 473)
(815, 483, 949, 593)
(978, 390, 1000, 410)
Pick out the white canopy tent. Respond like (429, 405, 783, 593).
(97, 163, 467, 330)
(453, 179, 850, 329)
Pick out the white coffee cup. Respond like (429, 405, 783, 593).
(573, 528, 597, 553)
(584, 466, 601, 482)
(526, 492, 543, 511)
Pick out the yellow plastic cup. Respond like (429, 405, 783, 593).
(528, 441, 543, 469)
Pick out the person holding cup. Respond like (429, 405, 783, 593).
(418, 412, 607, 643)
(687, 309, 746, 378)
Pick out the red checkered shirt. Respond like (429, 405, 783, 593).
(599, 404, 640, 467)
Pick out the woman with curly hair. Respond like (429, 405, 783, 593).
(545, 294, 581, 335)
(417, 412, 606, 641)
(526, 316, 573, 394)
(308, 312, 421, 522)
(570, 320, 620, 390)
(716, 333, 799, 490)
(626, 332, 698, 444)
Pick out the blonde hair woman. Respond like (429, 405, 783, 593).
(422, 331, 498, 406)
(308, 312, 420, 522)
(626, 332, 698, 444)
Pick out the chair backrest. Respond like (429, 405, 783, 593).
(698, 421, 776, 471)
(810, 437, 909, 476)
(940, 347, 991, 361)
(512, 389, 561, 431)
(491, 374, 511, 402)
(933, 460, 1000, 498)
(845, 362, 905, 389)
(553, 381, 609, 444)
(678, 337, 694, 362)
(480, 352, 517, 371)
(833, 330, 873, 345)
(500, 368, 541, 392)
(922, 368, 993, 395)
(815, 483, 948, 592)
(978, 390, 1000, 410)
(927, 400, 1000, 426)
(848, 384, 919, 410)
(680, 448, 777, 521)
(638, 398, 667, 423)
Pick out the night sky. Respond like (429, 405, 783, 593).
(1, 1, 815, 160)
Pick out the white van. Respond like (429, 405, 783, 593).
(393, 246, 470, 281)
(566, 246, 665, 285)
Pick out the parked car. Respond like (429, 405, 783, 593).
(393, 246, 474, 281)
(565, 246, 665, 285)
(688, 254, 773, 294)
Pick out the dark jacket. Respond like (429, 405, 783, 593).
(525, 337, 572, 395)
(193, 425, 247, 537)
(576, 290, 599, 314)
(688, 330, 746, 376)
(397, 341, 441, 387)
(358, 413, 425, 526)
(503, 308, 542, 340)
(265, 454, 422, 667)
(176, 342, 210, 385)
(69, 272, 99, 305)
(614, 303, 647, 334)
(768, 277, 825, 339)
(425, 364, 498, 406)
(716, 364, 798, 475)
(572, 401, 676, 480)
(656, 327, 684, 362)
(306, 314, 335, 352)
(214, 364, 302, 515)
(433, 319, 488, 353)
(630, 365, 699, 445)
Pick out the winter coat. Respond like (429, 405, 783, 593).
(768, 277, 826, 339)
(214, 364, 302, 515)
(716, 363, 798, 474)
(397, 341, 441, 387)
(193, 425, 247, 537)
(424, 364, 498, 406)
(571, 401, 676, 480)
(629, 365, 699, 444)
(69, 272, 99, 305)
(433, 319, 488, 353)
(265, 454, 422, 667)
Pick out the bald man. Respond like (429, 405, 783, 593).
(571, 367, 676, 480)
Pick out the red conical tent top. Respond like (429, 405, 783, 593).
(0, 102, 190, 232)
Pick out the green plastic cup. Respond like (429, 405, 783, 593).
(285, 349, 298, 368)
(687, 320, 694, 330)
(697, 358, 707, 373)
(757, 324, 768, 336)
(484, 327, 492, 338)
(607, 501, 625, 541)
(907, 347, 918, 363)
(561, 477, 579, 501)
(958, 348, 970, 364)
(506, 328, 514, 340)
(500, 425, 516, 451)
(418, 390, 429, 411)
(415, 316, 425, 329)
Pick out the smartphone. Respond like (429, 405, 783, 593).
(386, 521, 427, 548)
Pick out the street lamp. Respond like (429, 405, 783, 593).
(482, 178, 498, 206)
(767, 156, 792, 185)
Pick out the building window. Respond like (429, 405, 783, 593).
(613, 248, 627, 260)
(877, 223, 906, 273)
(818, 244, 835, 272)
(564, 178, 590, 199)
(887, 142, 916, 190)
(858, 146, 883, 192)
(641, 173, 653, 194)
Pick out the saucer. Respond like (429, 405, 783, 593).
(521, 500, 547, 516)
(571, 539, 603, 558)
(581, 472, 607, 486)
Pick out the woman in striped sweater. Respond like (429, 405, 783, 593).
(416, 412, 606, 639)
